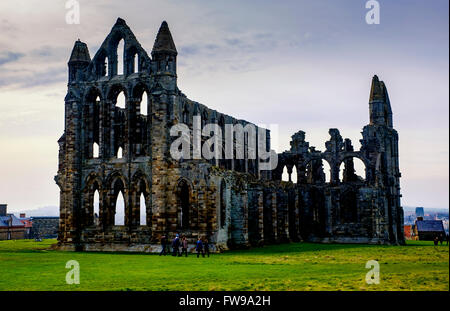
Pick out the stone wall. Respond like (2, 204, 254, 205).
(30, 217, 59, 239)
(0, 228, 26, 240)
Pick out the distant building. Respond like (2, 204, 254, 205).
(0, 204, 28, 240)
(414, 219, 446, 241)
(18, 213, 33, 239)
(415, 207, 425, 219)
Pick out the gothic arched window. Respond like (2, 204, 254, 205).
(117, 39, 124, 75)
(113, 178, 126, 226)
(177, 180, 191, 229)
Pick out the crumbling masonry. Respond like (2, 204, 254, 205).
(55, 19, 404, 252)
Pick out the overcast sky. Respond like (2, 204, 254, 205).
(0, 0, 448, 213)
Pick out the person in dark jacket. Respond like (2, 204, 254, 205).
(196, 237, 204, 258)
(203, 237, 210, 257)
(159, 235, 168, 256)
(433, 235, 439, 246)
(181, 236, 188, 257)
(172, 234, 181, 256)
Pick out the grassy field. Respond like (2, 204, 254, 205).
(0, 239, 448, 291)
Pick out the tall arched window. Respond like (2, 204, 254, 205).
(93, 190, 100, 226)
(141, 92, 148, 116)
(117, 39, 124, 75)
(178, 180, 190, 229)
(291, 165, 298, 183)
(134, 53, 139, 73)
(322, 160, 331, 183)
(140, 193, 146, 226)
(117, 147, 123, 159)
(93, 142, 99, 158)
(116, 91, 126, 109)
(114, 190, 125, 226)
(281, 166, 289, 181)
(104, 57, 109, 76)
(91, 94, 101, 159)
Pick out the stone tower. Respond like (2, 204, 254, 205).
(274, 75, 404, 244)
(361, 75, 403, 243)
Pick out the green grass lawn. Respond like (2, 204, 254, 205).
(0, 239, 448, 291)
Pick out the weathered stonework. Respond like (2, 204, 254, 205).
(55, 18, 404, 252)
(29, 217, 59, 239)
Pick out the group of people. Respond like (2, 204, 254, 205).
(159, 233, 210, 258)
(433, 233, 449, 246)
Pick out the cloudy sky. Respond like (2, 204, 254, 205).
(0, 0, 448, 213)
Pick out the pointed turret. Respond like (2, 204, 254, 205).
(151, 21, 177, 76)
(68, 40, 90, 83)
(369, 75, 389, 102)
(114, 17, 127, 27)
(368, 75, 393, 127)
(152, 21, 177, 54)
(69, 39, 91, 64)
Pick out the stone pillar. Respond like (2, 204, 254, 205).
(130, 188, 140, 228)
(294, 191, 300, 240)
(127, 98, 140, 158)
(330, 159, 340, 184)
(257, 189, 264, 245)
(106, 99, 116, 158)
(197, 182, 207, 232)
(324, 189, 333, 236)
(61, 99, 83, 247)
(151, 94, 170, 235)
(277, 191, 289, 242)
(98, 97, 106, 158)
(230, 188, 249, 247)
(241, 189, 249, 246)
(207, 184, 217, 235)
(287, 165, 293, 182)
(272, 192, 278, 241)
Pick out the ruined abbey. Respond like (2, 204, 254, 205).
(55, 18, 404, 252)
